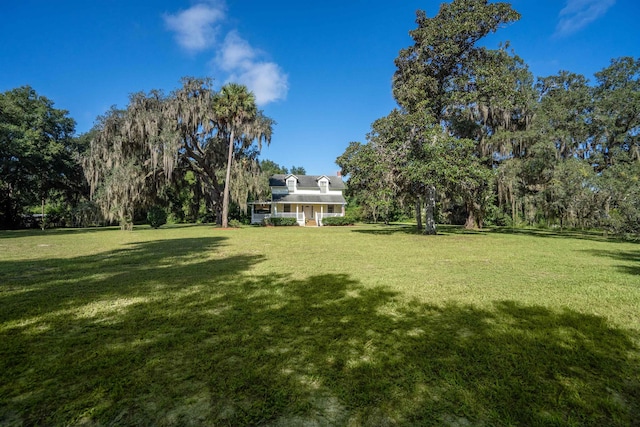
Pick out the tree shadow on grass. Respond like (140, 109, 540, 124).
(352, 224, 492, 237)
(488, 226, 635, 244)
(0, 223, 215, 240)
(0, 236, 251, 324)
(350, 223, 457, 236)
(1, 251, 639, 425)
(0, 226, 126, 240)
(581, 248, 640, 277)
(354, 224, 640, 247)
(350, 223, 421, 236)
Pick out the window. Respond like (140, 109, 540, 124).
(319, 179, 328, 193)
(328, 205, 334, 214)
(287, 178, 296, 192)
(283, 204, 291, 213)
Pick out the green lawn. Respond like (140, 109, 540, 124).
(1, 224, 639, 426)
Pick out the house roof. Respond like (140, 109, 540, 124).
(272, 193, 346, 204)
(269, 174, 345, 190)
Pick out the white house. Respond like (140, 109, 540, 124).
(251, 174, 347, 226)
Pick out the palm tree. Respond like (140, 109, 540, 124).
(214, 83, 272, 227)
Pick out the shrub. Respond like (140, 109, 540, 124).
(484, 204, 511, 227)
(345, 205, 364, 222)
(147, 206, 168, 229)
(228, 219, 242, 228)
(322, 216, 355, 226)
(262, 217, 298, 226)
(199, 211, 217, 224)
(44, 205, 71, 228)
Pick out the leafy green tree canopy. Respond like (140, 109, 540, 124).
(0, 86, 79, 228)
(371, 0, 521, 232)
(393, 0, 520, 117)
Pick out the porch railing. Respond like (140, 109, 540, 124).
(252, 211, 343, 226)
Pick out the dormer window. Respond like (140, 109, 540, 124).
(317, 176, 329, 193)
(286, 177, 297, 193)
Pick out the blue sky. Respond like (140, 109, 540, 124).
(2, 0, 638, 174)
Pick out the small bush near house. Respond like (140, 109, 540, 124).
(322, 216, 355, 226)
(147, 206, 168, 229)
(262, 217, 298, 226)
(228, 219, 242, 228)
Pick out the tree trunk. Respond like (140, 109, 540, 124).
(510, 182, 517, 225)
(465, 208, 476, 229)
(415, 198, 423, 232)
(221, 129, 235, 228)
(41, 197, 45, 231)
(424, 185, 436, 235)
(464, 198, 482, 229)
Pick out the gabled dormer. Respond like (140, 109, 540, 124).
(285, 174, 298, 193)
(316, 175, 330, 193)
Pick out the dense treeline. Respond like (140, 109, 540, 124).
(2, 0, 638, 235)
(0, 80, 291, 229)
(337, 0, 640, 236)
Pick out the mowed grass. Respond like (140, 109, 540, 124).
(1, 224, 639, 426)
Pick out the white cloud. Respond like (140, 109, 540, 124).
(216, 32, 289, 105)
(228, 62, 289, 106)
(165, 2, 288, 105)
(555, 0, 616, 37)
(216, 31, 255, 71)
(163, 2, 225, 52)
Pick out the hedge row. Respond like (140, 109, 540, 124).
(321, 216, 355, 226)
(262, 217, 298, 226)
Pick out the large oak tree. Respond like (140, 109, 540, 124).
(0, 86, 82, 228)
(84, 78, 273, 229)
(392, 0, 521, 230)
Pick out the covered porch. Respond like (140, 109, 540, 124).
(250, 201, 345, 226)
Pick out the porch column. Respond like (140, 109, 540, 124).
(320, 205, 323, 226)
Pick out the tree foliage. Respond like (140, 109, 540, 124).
(340, 0, 640, 237)
(289, 166, 306, 175)
(592, 57, 640, 167)
(147, 205, 168, 229)
(214, 83, 272, 228)
(494, 58, 640, 233)
(392, 0, 520, 117)
(83, 78, 274, 229)
(337, 109, 489, 232)
(0, 86, 84, 228)
(339, 0, 520, 233)
(260, 159, 288, 176)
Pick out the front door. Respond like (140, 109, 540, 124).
(303, 205, 314, 220)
